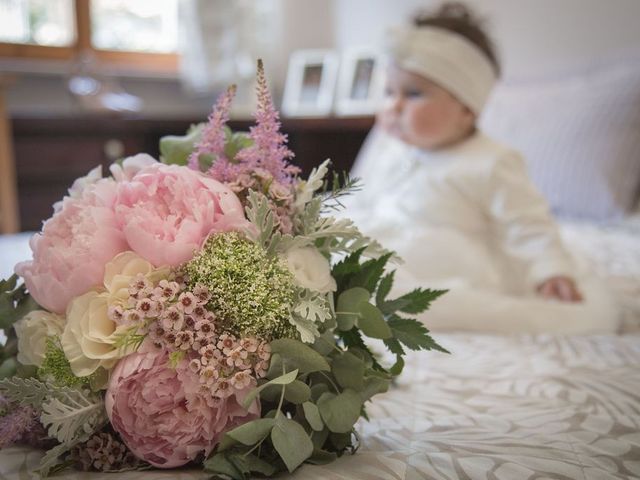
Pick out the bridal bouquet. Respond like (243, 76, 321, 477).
(0, 62, 446, 478)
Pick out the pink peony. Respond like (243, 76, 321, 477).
(105, 350, 259, 468)
(15, 179, 127, 314)
(115, 163, 250, 267)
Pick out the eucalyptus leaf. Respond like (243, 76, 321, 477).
(331, 352, 365, 391)
(311, 427, 330, 450)
(336, 287, 370, 331)
(307, 448, 338, 465)
(226, 418, 275, 446)
(242, 369, 299, 409)
(203, 452, 243, 480)
(0, 357, 17, 379)
(312, 330, 336, 356)
(270, 338, 330, 373)
(284, 380, 311, 404)
(358, 302, 392, 339)
(271, 416, 314, 472)
(317, 389, 362, 433)
(361, 375, 390, 402)
(302, 401, 324, 431)
(329, 432, 353, 451)
(310, 382, 330, 402)
(231, 452, 276, 476)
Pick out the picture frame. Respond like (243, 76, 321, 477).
(282, 49, 339, 117)
(335, 48, 386, 116)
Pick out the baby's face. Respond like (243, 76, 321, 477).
(378, 65, 475, 150)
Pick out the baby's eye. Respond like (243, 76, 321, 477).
(404, 89, 424, 98)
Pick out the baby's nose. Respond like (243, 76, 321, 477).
(384, 95, 404, 113)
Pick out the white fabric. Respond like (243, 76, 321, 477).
(481, 56, 640, 220)
(3, 333, 640, 479)
(346, 129, 620, 334)
(387, 26, 497, 114)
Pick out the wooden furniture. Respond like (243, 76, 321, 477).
(0, 77, 20, 234)
(10, 115, 374, 231)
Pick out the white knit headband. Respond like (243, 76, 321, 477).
(386, 26, 497, 114)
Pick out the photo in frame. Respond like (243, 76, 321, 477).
(282, 49, 339, 117)
(335, 48, 386, 116)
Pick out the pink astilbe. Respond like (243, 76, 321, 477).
(208, 60, 300, 185)
(0, 403, 48, 449)
(188, 84, 237, 173)
(234, 59, 300, 184)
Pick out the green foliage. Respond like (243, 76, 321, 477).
(271, 415, 314, 472)
(185, 232, 298, 340)
(0, 275, 39, 330)
(38, 337, 93, 388)
(159, 123, 204, 166)
(269, 338, 331, 374)
(317, 389, 362, 433)
(40, 388, 106, 446)
(320, 170, 362, 212)
(387, 316, 449, 353)
(379, 287, 448, 315)
(223, 126, 253, 163)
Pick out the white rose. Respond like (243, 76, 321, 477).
(61, 290, 130, 377)
(14, 310, 65, 366)
(284, 247, 337, 293)
(60, 251, 168, 377)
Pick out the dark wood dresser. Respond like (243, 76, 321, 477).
(11, 115, 374, 231)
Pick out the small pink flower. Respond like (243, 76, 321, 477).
(255, 360, 269, 378)
(231, 370, 254, 390)
(105, 351, 259, 468)
(152, 280, 180, 302)
(192, 285, 212, 304)
(257, 342, 271, 361)
(136, 298, 160, 318)
(129, 274, 152, 296)
(214, 379, 233, 399)
(161, 306, 183, 330)
(177, 292, 197, 315)
(200, 365, 219, 385)
(174, 331, 194, 350)
(217, 334, 236, 355)
(226, 347, 249, 368)
(188, 358, 202, 373)
(199, 345, 220, 366)
(191, 305, 208, 320)
(107, 305, 124, 323)
(240, 337, 259, 353)
(123, 309, 143, 325)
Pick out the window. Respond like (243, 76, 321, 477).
(0, 0, 178, 73)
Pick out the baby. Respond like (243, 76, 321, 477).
(346, 3, 619, 333)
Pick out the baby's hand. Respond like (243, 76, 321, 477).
(537, 276, 583, 302)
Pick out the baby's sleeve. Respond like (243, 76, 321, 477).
(484, 151, 576, 288)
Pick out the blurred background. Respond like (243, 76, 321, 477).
(1, 0, 639, 237)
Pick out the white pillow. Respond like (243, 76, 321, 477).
(481, 57, 640, 220)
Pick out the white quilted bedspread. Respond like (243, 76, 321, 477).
(1, 333, 639, 479)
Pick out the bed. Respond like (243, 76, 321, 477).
(1, 214, 639, 479)
(2, 52, 639, 480)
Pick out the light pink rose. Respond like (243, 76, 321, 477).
(105, 350, 259, 468)
(15, 179, 127, 314)
(115, 163, 250, 267)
